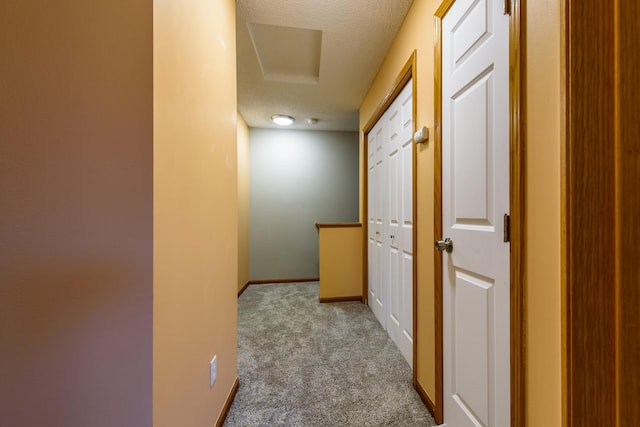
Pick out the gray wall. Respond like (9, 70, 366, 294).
(249, 128, 359, 280)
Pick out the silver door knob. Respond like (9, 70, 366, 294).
(435, 237, 453, 253)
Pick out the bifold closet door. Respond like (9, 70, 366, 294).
(368, 118, 386, 327)
(368, 79, 413, 367)
(385, 79, 413, 367)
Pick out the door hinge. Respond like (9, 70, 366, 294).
(503, 214, 511, 242)
(504, 0, 511, 15)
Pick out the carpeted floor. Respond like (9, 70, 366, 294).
(224, 282, 436, 427)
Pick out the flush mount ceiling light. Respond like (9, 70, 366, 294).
(271, 114, 295, 126)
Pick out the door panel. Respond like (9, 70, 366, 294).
(451, 269, 494, 425)
(452, 71, 492, 223)
(442, 0, 509, 425)
(452, 0, 488, 63)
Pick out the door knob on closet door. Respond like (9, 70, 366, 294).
(435, 237, 453, 253)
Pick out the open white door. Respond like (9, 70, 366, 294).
(440, 0, 510, 425)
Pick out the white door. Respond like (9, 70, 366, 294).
(441, 0, 510, 426)
(385, 80, 414, 367)
(368, 118, 386, 325)
(368, 79, 414, 368)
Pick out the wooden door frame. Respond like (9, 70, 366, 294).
(361, 51, 418, 382)
(564, 0, 639, 424)
(433, 0, 525, 425)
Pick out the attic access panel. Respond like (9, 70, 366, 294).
(248, 23, 322, 84)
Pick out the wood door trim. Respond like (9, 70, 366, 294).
(362, 53, 416, 134)
(362, 50, 417, 387)
(508, 0, 526, 425)
(565, 2, 640, 424)
(433, 2, 452, 423)
(318, 296, 362, 303)
(247, 278, 319, 285)
(615, 0, 640, 423)
(433, 0, 524, 425)
(362, 56, 416, 134)
(410, 56, 418, 393)
(564, 0, 617, 424)
(362, 125, 368, 304)
(315, 222, 362, 229)
(415, 379, 438, 419)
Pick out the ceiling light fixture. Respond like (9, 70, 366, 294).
(271, 114, 295, 126)
(307, 118, 318, 125)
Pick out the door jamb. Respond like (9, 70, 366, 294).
(562, 0, 635, 424)
(433, 0, 525, 425)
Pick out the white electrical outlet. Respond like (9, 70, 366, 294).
(209, 355, 217, 388)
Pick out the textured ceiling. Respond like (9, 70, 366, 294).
(236, 0, 414, 131)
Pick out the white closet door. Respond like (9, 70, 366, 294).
(386, 79, 413, 367)
(367, 79, 413, 367)
(368, 118, 386, 327)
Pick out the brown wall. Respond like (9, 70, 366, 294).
(152, 0, 238, 425)
(0, 1, 153, 426)
(237, 114, 251, 293)
(360, 0, 563, 424)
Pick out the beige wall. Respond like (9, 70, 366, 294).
(1, 1, 238, 425)
(360, 0, 563, 424)
(317, 226, 363, 300)
(153, 0, 238, 426)
(0, 1, 153, 426)
(237, 114, 250, 293)
(525, 0, 563, 425)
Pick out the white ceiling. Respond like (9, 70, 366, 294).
(236, 0, 414, 131)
